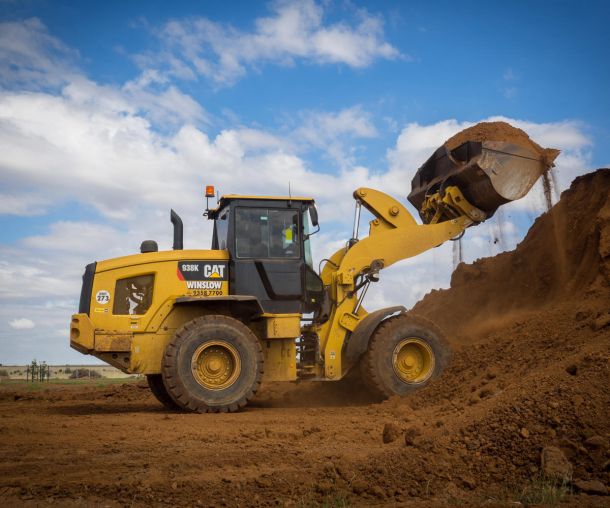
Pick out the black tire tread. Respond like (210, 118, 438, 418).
(161, 315, 263, 413)
(146, 374, 182, 411)
(361, 313, 450, 399)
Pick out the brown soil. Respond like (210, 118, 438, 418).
(1, 170, 609, 507)
(413, 168, 610, 338)
(445, 121, 545, 153)
(444, 121, 560, 167)
(542, 172, 555, 210)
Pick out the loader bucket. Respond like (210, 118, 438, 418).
(408, 140, 559, 223)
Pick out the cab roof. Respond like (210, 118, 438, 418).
(220, 194, 314, 202)
(207, 194, 315, 219)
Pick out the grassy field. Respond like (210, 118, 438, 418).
(0, 376, 141, 391)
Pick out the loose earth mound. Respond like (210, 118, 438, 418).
(414, 168, 610, 336)
(444, 120, 561, 165)
(0, 170, 608, 507)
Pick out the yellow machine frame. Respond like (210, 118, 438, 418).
(70, 186, 472, 382)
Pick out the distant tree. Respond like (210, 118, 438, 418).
(0, 369, 8, 378)
(64, 367, 72, 374)
(69, 368, 102, 379)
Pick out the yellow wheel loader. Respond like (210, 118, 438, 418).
(70, 139, 556, 412)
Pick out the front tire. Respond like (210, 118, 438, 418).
(161, 315, 263, 413)
(146, 374, 182, 411)
(361, 314, 450, 398)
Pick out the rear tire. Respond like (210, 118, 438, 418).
(361, 314, 450, 399)
(146, 374, 182, 411)
(162, 315, 263, 413)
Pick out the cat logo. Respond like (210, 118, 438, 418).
(178, 261, 228, 281)
(204, 264, 225, 278)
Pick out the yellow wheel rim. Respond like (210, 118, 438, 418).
(191, 341, 241, 390)
(392, 338, 435, 384)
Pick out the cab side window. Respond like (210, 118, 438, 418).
(214, 208, 230, 250)
(113, 275, 155, 315)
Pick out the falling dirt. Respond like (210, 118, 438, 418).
(542, 171, 555, 211)
(493, 207, 507, 252)
(542, 166, 562, 212)
(1, 169, 609, 507)
(452, 237, 463, 271)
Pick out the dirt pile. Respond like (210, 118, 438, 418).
(413, 168, 610, 338)
(444, 121, 561, 166)
(374, 299, 610, 497)
(445, 121, 543, 151)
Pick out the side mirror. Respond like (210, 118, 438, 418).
(308, 204, 319, 228)
(305, 204, 320, 241)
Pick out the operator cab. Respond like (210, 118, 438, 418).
(208, 194, 325, 315)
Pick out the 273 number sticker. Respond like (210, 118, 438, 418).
(95, 290, 110, 304)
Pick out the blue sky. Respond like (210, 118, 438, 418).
(0, 0, 608, 364)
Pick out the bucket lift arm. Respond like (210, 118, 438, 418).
(312, 186, 474, 380)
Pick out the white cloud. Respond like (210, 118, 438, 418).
(388, 119, 465, 173)
(0, 17, 77, 87)
(145, 0, 402, 85)
(0, 192, 53, 216)
(120, 74, 209, 127)
(294, 106, 378, 167)
(9, 318, 35, 330)
(22, 221, 126, 254)
(0, 19, 208, 129)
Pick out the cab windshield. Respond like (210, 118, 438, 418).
(235, 208, 300, 259)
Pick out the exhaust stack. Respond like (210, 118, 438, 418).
(170, 209, 183, 250)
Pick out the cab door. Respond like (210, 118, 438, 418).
(230, 205, 304, 313)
